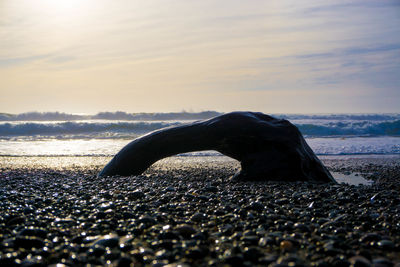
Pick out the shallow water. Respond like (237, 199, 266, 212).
(331, 171, 372, 185)
(1, 137, 399, 156)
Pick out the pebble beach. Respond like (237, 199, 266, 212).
(1, 156, 399, 266)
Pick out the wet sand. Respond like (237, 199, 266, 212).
(0, 155, 399, 266)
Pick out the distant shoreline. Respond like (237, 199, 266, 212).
(1, 111, 400, 121)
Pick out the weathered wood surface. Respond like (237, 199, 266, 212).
(99, 112, 335, 183)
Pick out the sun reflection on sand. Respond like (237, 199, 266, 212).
(0, 155, 384, 186)
(0, 156, 111, 169)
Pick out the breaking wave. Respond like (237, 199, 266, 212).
(0, 119, 399, 140)
(0, 121, 181, 140)
(0, 111, 221, 121)
(1, 111, 399, 122)
(297, 119, 400, 137)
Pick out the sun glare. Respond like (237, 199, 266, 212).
(29, 0, 95, 20)
(39, 0, 89, 12)
(20, 0, 98, 45)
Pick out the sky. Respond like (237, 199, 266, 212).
(1, 0, 399, 114)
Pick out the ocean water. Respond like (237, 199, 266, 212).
(0, 112, 399, 156)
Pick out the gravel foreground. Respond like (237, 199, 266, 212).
(0, 156, 399, 266)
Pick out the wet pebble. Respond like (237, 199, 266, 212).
(128, 190, 145, 200)
(175, 224, 197, 238)
(13, 236, 45, 249)
(92, 234, 120, 248)
(1, 159, 400, 266)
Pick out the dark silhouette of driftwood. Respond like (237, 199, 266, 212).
(99, 112, 335, 183)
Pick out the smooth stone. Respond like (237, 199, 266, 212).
(116, 257, 134, 267)
(243, 246, 262, 262)
(205, 186, 218, 192)
(377, 240, 395, 250)
(248, 201, 265, 212)
(138, 215, 156, 224)
(128, 190, 145, 200)
(223, 255, 244, 266)
(88, 246, 106, 257)
(14, 236, 45, 249)
(275, 255, 306, 267)
(18, 228, 48, 239)
(7, 216, 25, 225)
(280, 240, 294, 251)
(190, 212, 206, 222)
(92, 234, 120, 248)
(360, 233, 382, 243)
(175, 224, 197, 238)
(349, 256, 371, 267)
(372, 258, 394, 267)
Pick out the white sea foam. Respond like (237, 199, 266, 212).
(0, 117, 399, 139)
(0, 112, 399, 156)
(0, 137, 399, 156)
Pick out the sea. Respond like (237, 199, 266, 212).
(0, 111, 399, 157)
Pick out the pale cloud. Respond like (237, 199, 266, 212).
(0, 0, 399, 113)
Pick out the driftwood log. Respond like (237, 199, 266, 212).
(99, 112, 335, 183)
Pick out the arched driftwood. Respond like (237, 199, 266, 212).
(98, 112, 335, 183)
